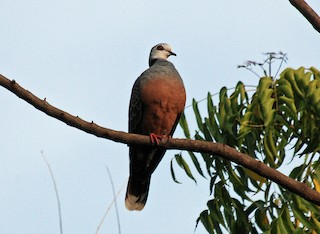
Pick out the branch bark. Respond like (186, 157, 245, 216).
(1, 73, 320, 205)
(289, 0, 320, 33)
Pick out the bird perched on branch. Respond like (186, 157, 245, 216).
(125, 43, 186, 211)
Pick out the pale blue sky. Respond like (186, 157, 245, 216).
(0, 0, 319, 233)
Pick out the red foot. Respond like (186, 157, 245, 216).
(149, 134, 172, 145)
(149, 133, 162, 145)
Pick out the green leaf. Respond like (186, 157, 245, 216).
(175, 154, 197, 183)
(187, 151, 205, 178)
(192, 99, 204, 132)
(300, 135, 320, 155)
(277, 79, 294, 99)
(277, 105, 298, 123)
(178, 111, 191, 139)
(231, 198, 251, 230)
(205, 116, 224, 143)
(295, 68, 311, 93)
(258, 77, 273, 92)
(310, 66, 320, 78)
(218, 87, 228, 127)
(279, 96, 297, 114)
(306, 79, 318, 100)
(289, 164, 306, 180)
(292, 194, 309, 213)
(291, 195, 320, 231)
(273, 215, 289, 234)
(194, 131, 205, 141)
(255, 208, 270, 231)
(209, 175, 218, 195)
(243, 168, 267, 184)
(170, 157, 181, 184)
(263, 130, 278, 167)
(260, 96, 276, 126)
(198, 210, 214, 234)
(236, 81, 249, 104)
(207, 92, 215, 119)
(281, 206, 295, 232)
(292, 139, 304, 156)
(311, 213, 320, 231)
(207, 199, 226, 228)
(282, 68, 304, 98)
(215, 159, 227, 184)
(202, 121, 214, 142)
(292, 208, 314, 230)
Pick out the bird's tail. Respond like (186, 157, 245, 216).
(125, 176, 151, 211)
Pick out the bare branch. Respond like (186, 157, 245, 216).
(1, 73, 320, 205)
(289, 0, 320, 33)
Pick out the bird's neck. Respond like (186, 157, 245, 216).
(149, 58, 167, 67)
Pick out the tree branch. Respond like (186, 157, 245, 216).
(289, 0, 320, 33)
(1, 73, 320, 205)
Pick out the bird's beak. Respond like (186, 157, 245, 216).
(169, 51, 177, 56)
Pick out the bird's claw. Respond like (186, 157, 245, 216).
(149, 133, 172, 145)
(149, 133, 162, 145)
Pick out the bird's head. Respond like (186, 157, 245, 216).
(149, 43, 176, 66)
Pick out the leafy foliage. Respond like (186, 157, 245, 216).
(172, 57, 320, 233)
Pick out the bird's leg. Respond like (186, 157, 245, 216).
(149, 134, 172, 145)
(149, 133, 162, 145)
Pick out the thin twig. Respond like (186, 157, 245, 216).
(41, 151, 63, 234)
(106, 166, 121, 234)
(96, 179, 125, 234)
(238, 52, 287, 79)
(274, 54, 288, 79)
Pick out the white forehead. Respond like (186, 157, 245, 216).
(151, 43, 173, 53)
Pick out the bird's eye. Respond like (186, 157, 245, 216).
(157, 45, 164, 50)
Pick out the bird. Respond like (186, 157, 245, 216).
(125, 43, 186, 211)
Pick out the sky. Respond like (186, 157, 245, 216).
(0, 0, 319, 233)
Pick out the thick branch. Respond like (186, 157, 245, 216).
(1, 73, 320, 205)
(289, 0, 320, 33)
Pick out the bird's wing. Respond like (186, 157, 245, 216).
(128, 78, 143, 134)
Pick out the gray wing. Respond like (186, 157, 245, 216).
(128, 78, 142, 134)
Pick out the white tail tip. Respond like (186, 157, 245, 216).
(125, 194, 145, 211)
